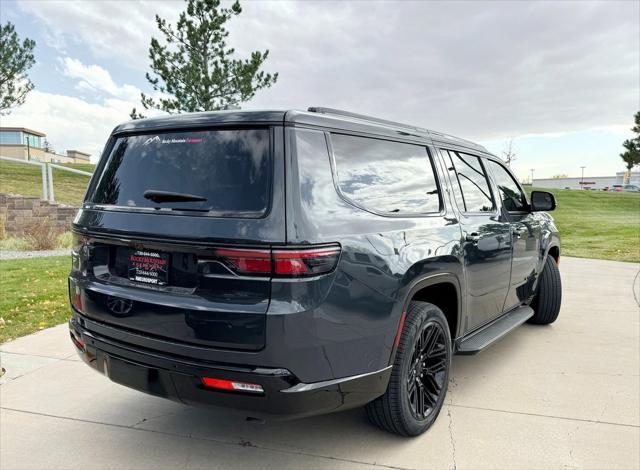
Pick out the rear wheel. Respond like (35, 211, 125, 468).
(366, 301, 451, 436)
(528, 255, 562, 325)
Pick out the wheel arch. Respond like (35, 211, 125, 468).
(547, 244, 560, 263)
(388, 273, 462, 366)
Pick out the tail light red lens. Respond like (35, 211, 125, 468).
(201, 377, 264, 394)
(213, 248, 271, 274)
(214, 245, 340, 278)
(273, 247, 341, 276)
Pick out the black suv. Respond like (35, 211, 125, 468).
(69, 108, 561, 436)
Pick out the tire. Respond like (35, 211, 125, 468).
(528, 255, 562, 325)
(365, 301, 452, 436)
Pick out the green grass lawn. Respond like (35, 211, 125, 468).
(0, 160, 94, 205)
(529, 188, 640, 262)
(0, 256, 71, 343)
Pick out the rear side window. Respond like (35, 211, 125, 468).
(444, 150, 494, 213)
(89, 129, 271, 217)
(331, 134, 441, 215)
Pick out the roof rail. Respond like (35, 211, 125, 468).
(307, 107, 426, 133)
(428, 130, 487, 152)
(307, 107, 488, 152)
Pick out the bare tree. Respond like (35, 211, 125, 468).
(502, 138, 517, 167)
(43, 139, 54, 153)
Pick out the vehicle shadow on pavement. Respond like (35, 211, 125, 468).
(102, 329, 531, 465)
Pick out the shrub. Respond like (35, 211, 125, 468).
(56, 231, 73, 249)
(22, 217, 63, 251)
(0, 236, 31, 251)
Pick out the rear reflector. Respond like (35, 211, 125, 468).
(214, 245, 340, 277)
(70, 332, 85, 351)
(394, 311, 407, 347)
(201, 377, 264, 394)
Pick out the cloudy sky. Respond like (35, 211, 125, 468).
(1, 0, 638, 180)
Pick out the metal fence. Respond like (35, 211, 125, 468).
(0, 156, 93, 203)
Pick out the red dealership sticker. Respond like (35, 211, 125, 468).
(128, 250, 169, 285)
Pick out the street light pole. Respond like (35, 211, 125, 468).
(530, 168, 535, 185)
(580, 166, 586, 189)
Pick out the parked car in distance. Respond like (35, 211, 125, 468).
(622, 184, 640, 192)
(68, 108, 562, 436)
(612, 184, 624, 192)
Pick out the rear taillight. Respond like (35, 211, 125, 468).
(71, 232, 89, 275)
(201, 377, 264, 394)
(214, 248, 271, 274)
(73, 285, 83, 312)
(214, 245, 340, 278)
(273, 247, 341, 276)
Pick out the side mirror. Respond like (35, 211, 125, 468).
(530, 191, 556, 212)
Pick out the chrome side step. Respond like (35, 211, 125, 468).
(456, 306, 534, 355)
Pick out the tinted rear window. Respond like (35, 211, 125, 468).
(89, 129, 271, 217)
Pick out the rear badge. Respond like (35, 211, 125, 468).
(106, 296, 134, 317)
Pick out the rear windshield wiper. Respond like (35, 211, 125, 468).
(143, 190, 207, 203)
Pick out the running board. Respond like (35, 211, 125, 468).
(456, 306, 534, 355)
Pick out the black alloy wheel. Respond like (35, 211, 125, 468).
(366, 301, 452, 436)
(406, 321, 448, 420)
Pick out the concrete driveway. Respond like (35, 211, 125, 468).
(1, 257, 639, 469)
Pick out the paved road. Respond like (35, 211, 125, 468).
(1, 257, 639, 469)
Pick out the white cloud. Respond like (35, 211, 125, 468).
(0, 57, 163, 161)
(62, 58, 141, 102)
(1, 90, 127, 160)
(17, 0, 178, 71)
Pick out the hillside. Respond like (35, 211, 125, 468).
(0, 160, 94, 206)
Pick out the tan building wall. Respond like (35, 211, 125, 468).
(0, 145, 28, 160)
(0, 145, 88, 164)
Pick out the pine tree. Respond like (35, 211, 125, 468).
(620, 111, 640, 172)
(0, 22, 36, 115)
(131, 0, 277, 119)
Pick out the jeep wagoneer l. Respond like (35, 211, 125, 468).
(69, 108, 561, 436)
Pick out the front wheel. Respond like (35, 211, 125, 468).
(528, 255, 562, 325)
(365, 301, 452, 436)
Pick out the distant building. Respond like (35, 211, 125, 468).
(0, 127, 91, 164)
(533, 171, 640, 190)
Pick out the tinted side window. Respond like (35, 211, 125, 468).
(331, 134, 441, 214)
(485, 160, 528, 212)
(444, 150, 494, 212)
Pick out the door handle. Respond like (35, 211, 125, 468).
(466, 233, 480, 244)
(513, 227, 526, 238)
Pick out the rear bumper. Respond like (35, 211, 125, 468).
(69, 316, 391, 420)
